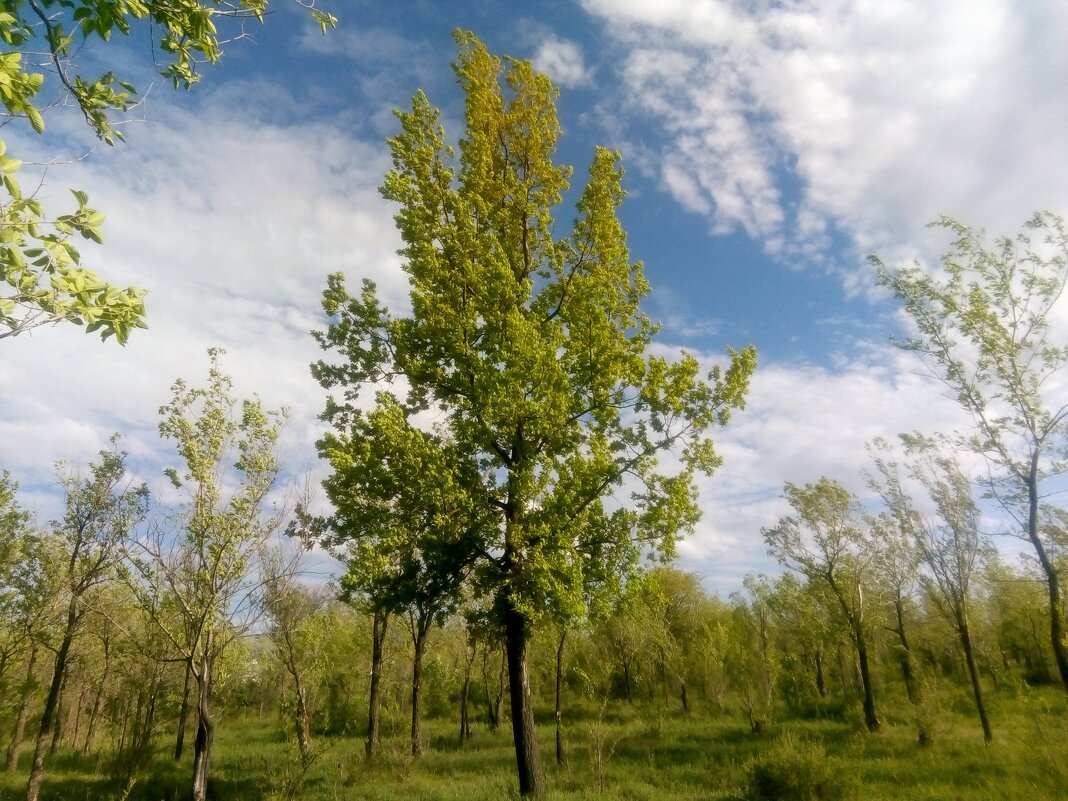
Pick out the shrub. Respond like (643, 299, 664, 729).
(743, 732, 854, 801)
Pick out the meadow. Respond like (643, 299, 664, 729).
(3, 686, 1065, 801)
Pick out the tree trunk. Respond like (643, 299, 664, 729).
(366, 608, 388, 758)
(191, 649, 215, 801)
(813, 647, 826, 698)
(459, 641, 476, 745)
(26, 599, 77, 801)
(1027, 464, 1068, 692)
(174, 660, 192, 761)
(855, 634, 880, 733)
(5, 645, 37, 773)
(504, 603, 544, 798)
(958, 614, 993, 743)
(410, 615, 429, 757)
(894, 598, 917, 704)
(293, 678, 312, 767)
(554, 630, 565, 765)
(49, 668, 68, 755)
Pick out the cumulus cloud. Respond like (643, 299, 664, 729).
(0, 82, 400, 520)
(531, 35, 592, 88)
(665, 343, 971, 591)
(582, 0, 1068, 276)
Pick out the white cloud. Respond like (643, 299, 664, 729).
(582, 0, 1068, 275)
(669, 343, 972, 592)
(0, 82, 400, 520)
(531, 36, 592, 88)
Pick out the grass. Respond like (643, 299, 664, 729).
(1, 687, 1065, 800)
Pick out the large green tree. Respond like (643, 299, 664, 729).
(875, 212, 1068, 692)
(0, 0, 335, 342)
(312, 32, 755, 797)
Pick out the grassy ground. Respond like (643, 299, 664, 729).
(2, 688, 1066, 800)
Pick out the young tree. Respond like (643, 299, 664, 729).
(874, 212, 1068, 691)
(24, 441, 148, 801)
(318, 396, 489, 757)
(871, 435, 994, 742)
(312, 32, 755, 796)
(0, 1, 336, 342)
(763, 478, 881, 732)
(126, 350, 282, 801)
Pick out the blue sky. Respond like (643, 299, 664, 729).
(3, 0, 1067, 593)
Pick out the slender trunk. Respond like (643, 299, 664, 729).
(1027, 462, 1068, 692)
(680, 681, 689, 712)
(191, 646, 215, 801)
(366, 608, 388, 758)
(958, 613, 993, 743)
(71, 684, 87, 751)
(622, 660, 632, 702)
(813, 647, 826, 698)
(894, 598, 917, 705)
(49, 668, 68, 755)
(854, 630, 880, 732)
(5, 646, 37, 774)
(410, 617, 429, 757)
(555, 630, 565, 766)
(293, 678, 312, 766)
(174, 660, 192, 761)
(26, 599, 78, 801)
(504, 602, 544, 798)
(459, 641, 476, 745)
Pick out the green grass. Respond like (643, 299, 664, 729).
(2, 688, 1065, 800)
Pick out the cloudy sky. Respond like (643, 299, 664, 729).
(2, 0, 1066, 594)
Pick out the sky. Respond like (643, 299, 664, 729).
(2, 0, 1067, 595)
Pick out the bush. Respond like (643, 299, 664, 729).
(743, 732, 854, 801)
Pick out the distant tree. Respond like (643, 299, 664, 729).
(311, 32, 754, 796)
(0, 1, 336, 342)
(871, 435, 994, 742)
(25, 440, 148, 801)
(763, 479, 881, 732)
(875, 212, 1068, 692)
(317, 396, 490, 757)
(125, 350, 282, 801)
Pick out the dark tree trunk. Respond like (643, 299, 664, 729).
(26, 599, 78, 801)
(958, 613, 993, 743)
(49, 668, 69, 755)
(410, 613, 430, 757)
(504, 603, 544, 798)
(680, 681, 689, 712)
(5, 645, 37, 773)
(191, 654, 215, 801)
(894, 598, 917, 704)
(1027, 463, 1068, 692)
(856, 637, 880, 733)
(174, 660, 192, 761)
(366, 608, 388, 758)
(554, 630, 565, 765)
(813, 647, 827, 698)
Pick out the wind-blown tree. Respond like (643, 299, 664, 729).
(24, 440, 148, 801)
(125, 350, 282, 801)
(0, 0, 336, 342)
(312, 32, 755, 796)
(871, 434, 994, 742)
(763, 478, 882, 732)
(875, 212, 1068, 691)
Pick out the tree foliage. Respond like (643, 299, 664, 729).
(313, 31, 755, 796)
(874, 212, 1068, 691)
(0, 0, 336, 342)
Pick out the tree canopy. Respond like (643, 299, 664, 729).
(313, 30, 755, 796)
